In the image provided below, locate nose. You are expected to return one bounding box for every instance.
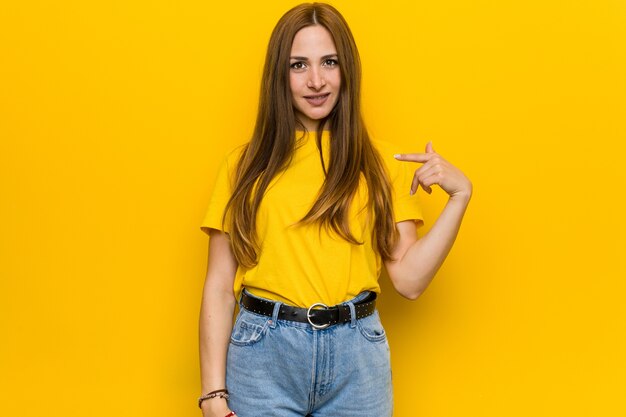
[307,67,326,90]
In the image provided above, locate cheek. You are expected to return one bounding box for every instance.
[289,80,298,106]
[331,71,341,89]
[289,73,300,94]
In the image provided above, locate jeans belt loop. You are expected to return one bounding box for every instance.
[347,300,358,328]
[270,301,281,329]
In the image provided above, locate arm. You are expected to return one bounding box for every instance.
[199,229,238,416]
[385,141,472,300]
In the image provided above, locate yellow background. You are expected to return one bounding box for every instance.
[1,0,625,416]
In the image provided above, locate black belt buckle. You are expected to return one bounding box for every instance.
[306,302,330,329]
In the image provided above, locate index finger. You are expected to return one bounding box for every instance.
[393,153,433,163]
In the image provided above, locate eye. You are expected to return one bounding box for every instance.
[290,61,306,70]
[323,58,339,67]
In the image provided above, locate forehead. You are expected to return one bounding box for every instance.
[290,25,337,56]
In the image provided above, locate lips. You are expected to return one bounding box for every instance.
[304,92,330,106]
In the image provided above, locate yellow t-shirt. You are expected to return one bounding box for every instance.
[200,130,423,307]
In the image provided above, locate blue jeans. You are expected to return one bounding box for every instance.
[225,289,393,417]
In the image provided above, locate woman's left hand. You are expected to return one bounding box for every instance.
[394,141,473,201]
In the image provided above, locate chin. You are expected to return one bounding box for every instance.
[303,107,334,121]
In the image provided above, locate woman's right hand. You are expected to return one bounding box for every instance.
[201,397,235,417]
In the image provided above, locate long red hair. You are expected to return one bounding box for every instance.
[223,2,398,268]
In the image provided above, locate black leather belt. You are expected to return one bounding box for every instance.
[240,290,377,329]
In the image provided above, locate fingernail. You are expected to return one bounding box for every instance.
[394,154,401,159]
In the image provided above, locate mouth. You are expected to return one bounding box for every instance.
[303,92,331,106]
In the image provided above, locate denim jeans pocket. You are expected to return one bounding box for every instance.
[230,309,270,346]
[356,310,387,343]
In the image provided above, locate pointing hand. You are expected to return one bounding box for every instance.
[394,141,472,201]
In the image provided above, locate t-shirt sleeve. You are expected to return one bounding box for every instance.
[391,157,424,226]
[200,148,241,235]
[374,139,425,226]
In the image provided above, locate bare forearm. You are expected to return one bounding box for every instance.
[199,282,236,393]
[397,194,471,298]
[199,230,238,416]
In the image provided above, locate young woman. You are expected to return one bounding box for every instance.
[198,3,472,417]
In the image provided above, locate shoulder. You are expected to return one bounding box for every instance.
[223,143,248,166]
[215,143,248,179]
[370,137,396,153]
[369,137,403,179]
[210,143,249,189]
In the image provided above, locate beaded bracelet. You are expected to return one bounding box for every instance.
[224,412,237,417]
[198,389,230,408]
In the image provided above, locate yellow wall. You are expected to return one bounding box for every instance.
[1,0,625,416]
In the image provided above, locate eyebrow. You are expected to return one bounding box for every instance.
[289,54,338,61]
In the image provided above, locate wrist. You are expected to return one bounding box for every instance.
[449,190,472,204]
[199,389,230,409]
[200,396,230,415]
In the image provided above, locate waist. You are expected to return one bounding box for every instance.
[240,288,377,329]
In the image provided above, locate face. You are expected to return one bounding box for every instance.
[289,25,341,132]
